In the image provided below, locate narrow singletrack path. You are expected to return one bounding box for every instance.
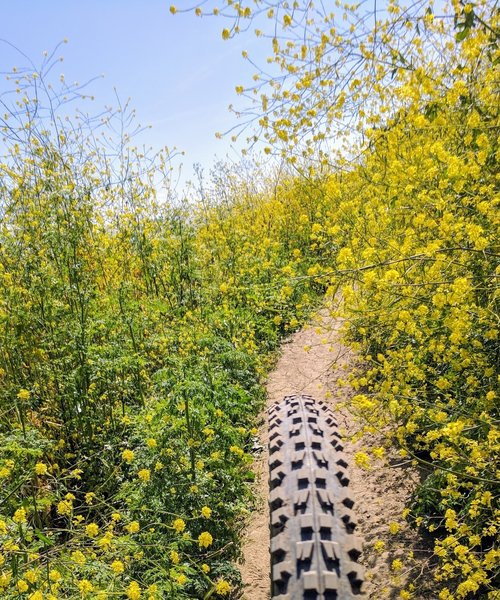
[239,306,350,600]
[239,303,432,599]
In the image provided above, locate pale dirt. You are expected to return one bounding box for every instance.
[238,301,433,599]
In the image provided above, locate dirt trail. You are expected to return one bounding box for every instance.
[239,304,431,599]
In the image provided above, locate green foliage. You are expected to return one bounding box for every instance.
[1,1,498,598]
[0,59,325,597]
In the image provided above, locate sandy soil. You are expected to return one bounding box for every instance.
[239,302,433,599]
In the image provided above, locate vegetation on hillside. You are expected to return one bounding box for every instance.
[178,1,499,596]
[0,65,331,598]
[0,0,498,598]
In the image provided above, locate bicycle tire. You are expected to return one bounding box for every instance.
[268,394,364,599]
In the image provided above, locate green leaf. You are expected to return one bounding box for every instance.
[34,528,54,546]
[464,10,475,28]
[455,27,470,42]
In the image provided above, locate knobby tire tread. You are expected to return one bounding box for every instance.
[268,395,364,599]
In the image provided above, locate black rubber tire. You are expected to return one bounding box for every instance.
[268,394,364,599]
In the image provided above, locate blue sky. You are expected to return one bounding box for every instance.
[0,0,268,186]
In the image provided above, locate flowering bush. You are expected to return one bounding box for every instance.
[322,9,499,596]
[0,63,326,598]
[1,1,498,597]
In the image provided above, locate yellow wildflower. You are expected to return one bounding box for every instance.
[215,579,232,595]
[198,531,213,548]
[35,462,48,475]
[137,469,151,482]
[392,559,403,571]
[49,569,62,582]
[389,522,400,534]
[85,523,99,537]
[111,560,124,574]
[354,451,371,469]
[127,581,141,600]
[126,521,140,534]
[13,507,27,524]
[98,532,114,550]
[147,584,158,596]
[78,579,94,596]
[122,449,135,463]
[0,571,12,589]
[72,550,86,565]
[172,518,185,533]
[25,570,38,584]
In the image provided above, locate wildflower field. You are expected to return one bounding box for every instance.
[0,0,499,598]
